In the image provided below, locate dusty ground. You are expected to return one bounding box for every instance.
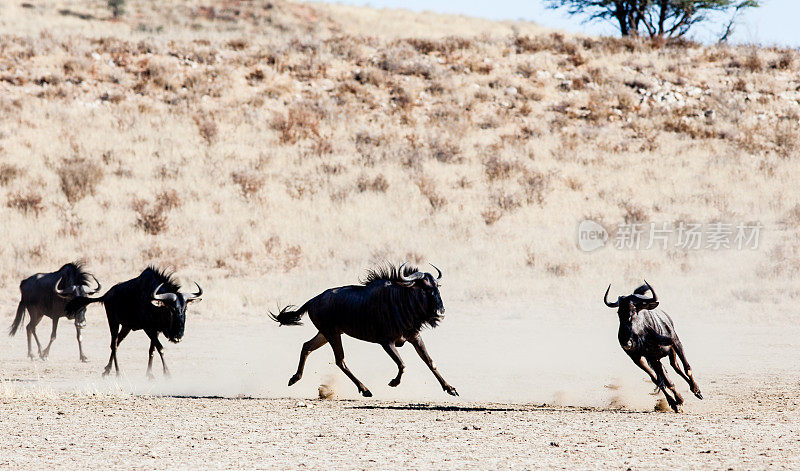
[2,300,799,469]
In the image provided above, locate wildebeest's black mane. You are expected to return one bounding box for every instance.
[360,263,419,285]
[59,261,92,286]
[143,265,180,293]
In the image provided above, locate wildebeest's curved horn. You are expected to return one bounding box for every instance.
[429,263,442,280]
[151,283,178,306]
[398,262,424,282]
[183,282,203,302]
[604,284,619,308]
[85,273,102,295]
[54,277,75,298]
[632,280,657,303]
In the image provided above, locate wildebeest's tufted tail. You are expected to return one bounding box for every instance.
[65,296,104,318]
[9,301,26,337]
[269,302,310,326]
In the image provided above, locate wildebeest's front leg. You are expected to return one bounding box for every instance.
[647,358,682,412]
[382,343,405,387]
[25,313,43,360]
[40,317,59,360]
[326,332,372,397]
[408,334,458,396]
[145,332,169,378]
[76,324,88,362]
[289,331,328,386]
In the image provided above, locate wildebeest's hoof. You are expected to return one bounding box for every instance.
[80,356,89,363]
[444,386,459,396]
[694,390,703,400]
[388,378,401,387]
[288,375,301,386]
[147,372,156,381]
[102,369,111,377]
[361,389,373,397]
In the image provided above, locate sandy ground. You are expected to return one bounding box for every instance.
[1,299,800,469]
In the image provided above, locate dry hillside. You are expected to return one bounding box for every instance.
[0,0,798,315]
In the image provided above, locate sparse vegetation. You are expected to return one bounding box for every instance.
[0,0,796,303]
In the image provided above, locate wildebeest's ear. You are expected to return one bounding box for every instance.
[642,301,659,310]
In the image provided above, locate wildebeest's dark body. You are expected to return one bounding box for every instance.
[10,262,101,361]
[272,263,457,397]
[604,281,702,412]
[66,266,201,378]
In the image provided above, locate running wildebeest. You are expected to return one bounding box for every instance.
[271,263,458,397]
[604,281,702,412]
[65,266,201,378]
[9,262,101,362]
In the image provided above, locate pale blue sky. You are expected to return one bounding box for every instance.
[314,0,799,47]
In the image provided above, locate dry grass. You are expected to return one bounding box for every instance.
[0,0,796,309]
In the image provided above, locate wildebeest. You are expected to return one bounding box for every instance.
[65,266,201,378]
[604,281,702,412]
[9,262,101,362]
[271,263,458,397]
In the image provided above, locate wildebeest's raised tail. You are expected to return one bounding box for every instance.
[65,296,104,318]
[269,302,310,326]
[9,301,26,337]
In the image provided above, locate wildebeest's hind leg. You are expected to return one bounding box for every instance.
[40,317,59,360]
[408,334,458,396]
[288,331,327,386]
[25,313,44,360]
[647,358,682,412]
[382,343,404,387]
[671,339,702,399]
[76,324,88,362]
[326,332,372,397]
[103,325,130,377]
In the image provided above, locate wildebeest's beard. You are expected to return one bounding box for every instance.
[430,285,444,314]
[165,309,186,343]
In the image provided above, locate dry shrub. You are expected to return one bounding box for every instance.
[356,174,389,193]
[481,207,503,225]
[246,68,265,85]
[429,136,461,163]
[743,50,763,72]
[621,201,648,223]
[7,191,44,216]
[57,157,104,204]
[194,115,218,145]
[227,38,248,50]
[484,156,519,182]
[283,245,302,272]
[231,170,265,199]
[545,262,579,277]
[415,176,446,210]
[0,163,23,185]
[519,169,550,205]
[772,51,795,70]
[132,197,167,235]
[353,68,384,86]
[309,134,334,156]
[773,120,799,159]
[271,103,321,145]
[155,189,182,210]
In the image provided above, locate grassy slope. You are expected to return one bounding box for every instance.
[0,0,798,319]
